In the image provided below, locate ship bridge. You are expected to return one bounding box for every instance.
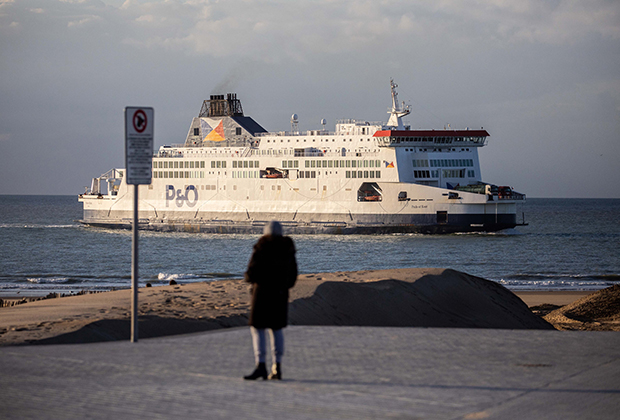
[373,130,488,147]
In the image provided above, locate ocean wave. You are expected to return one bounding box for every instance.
[0,223,80,229]
[156,272,238,282]
[456,228,523,236]
[157,273,203,282]
[27,277,72,284]
[506,273,620,282]
[496,278,614,291]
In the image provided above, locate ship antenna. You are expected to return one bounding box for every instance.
[387,78,411,129]
[291,114,299,134]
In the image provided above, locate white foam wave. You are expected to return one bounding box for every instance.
[27,277,70,284]
[0,224,78,229]
[157,273,202,282]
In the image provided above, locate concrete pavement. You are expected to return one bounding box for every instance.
[1,326,619,419]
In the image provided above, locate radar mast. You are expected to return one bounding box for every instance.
[386,79,410,129]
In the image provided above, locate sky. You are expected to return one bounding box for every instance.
[1,0,619,198]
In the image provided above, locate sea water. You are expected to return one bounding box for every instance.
[0,195,618,296]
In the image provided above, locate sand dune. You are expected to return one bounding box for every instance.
[290,269,553,329]
[544,284,620,331]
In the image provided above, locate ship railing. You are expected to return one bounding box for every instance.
[376,137,487,147]
[256,130,337,137]
[157,149,184,158]
[497,192,526,201]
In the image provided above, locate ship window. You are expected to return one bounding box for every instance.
[310,160,315,168]
[288,160,293,168]
[236,127,242,135]
[328,160,333,168]
[243,161,248,168]
[346,171,351,178]
[364,171,369,178]
[376,171,381,178]
[358,171,362,178]
[233,161,237,168]
[211,161,215,168]
[322,161,327,168]
[174,171,178,178]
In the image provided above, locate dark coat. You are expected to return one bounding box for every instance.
[244,235,297,329]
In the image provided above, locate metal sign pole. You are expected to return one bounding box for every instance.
[125,106,154,343]
[131,184,139,342]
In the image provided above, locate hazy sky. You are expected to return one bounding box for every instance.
[1,0,619,197]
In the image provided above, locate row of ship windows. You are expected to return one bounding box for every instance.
[414,170,476,179]
[154,161,206,169]
[296,170,381,179]
[412,159,475,168]
[233,161,260,168]
[154,160,230,169]
[232,171,259,179]
[151,170,383,180]
[346,171,381,179]
[303,160,382,168]
[154,159,385,170]
[154,171,206,179]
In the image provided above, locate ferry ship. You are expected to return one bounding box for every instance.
[79,81,525,234]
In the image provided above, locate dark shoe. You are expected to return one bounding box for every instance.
[268,363,282,380]
[244,363,267,380]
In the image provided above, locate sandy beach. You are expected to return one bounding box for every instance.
[0,268,617,346]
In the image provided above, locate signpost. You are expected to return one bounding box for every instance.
[125,107,154,342]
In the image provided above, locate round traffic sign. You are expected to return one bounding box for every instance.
[132,109,148,133]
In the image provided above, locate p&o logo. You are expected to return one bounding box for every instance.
[166,185,198,207]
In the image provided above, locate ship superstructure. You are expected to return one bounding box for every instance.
[79,81,524,234]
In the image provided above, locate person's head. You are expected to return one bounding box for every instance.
[264,220,283,236]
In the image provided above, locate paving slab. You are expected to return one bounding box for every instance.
[1,326,619,419]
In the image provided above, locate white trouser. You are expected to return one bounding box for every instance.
[250,326,284,365]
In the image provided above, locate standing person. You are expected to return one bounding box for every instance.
[243,221,297,380]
